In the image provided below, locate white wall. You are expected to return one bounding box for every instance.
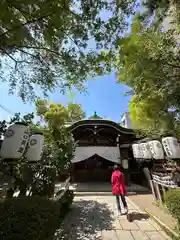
[121,112,132,129]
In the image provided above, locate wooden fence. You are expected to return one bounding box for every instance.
[150,179,179,204]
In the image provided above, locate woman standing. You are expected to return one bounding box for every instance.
[111,164,128,215]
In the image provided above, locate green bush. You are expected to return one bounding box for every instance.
[164,189,180,223]
[0,190,74,240]
[0,196,60,240]
[55,190,74,218]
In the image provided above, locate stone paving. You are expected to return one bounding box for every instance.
[129,194,177,231]
[54,195,172,240]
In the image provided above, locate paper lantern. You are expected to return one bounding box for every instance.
[0,122,29,159]
[26,133,44,162]
[132,144,138,158]
[122,159,128,169]
[162,136,180,159]
[136,144,143,159]
[141,143,152,159]
[149,140,164,160]
[132,144,142,159]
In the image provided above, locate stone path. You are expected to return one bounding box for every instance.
[129,194,177,231]
[54,195,172,240]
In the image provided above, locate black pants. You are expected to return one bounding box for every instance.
[116,194,127,212]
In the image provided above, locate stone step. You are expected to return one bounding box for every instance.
[74,191,137,196]
[55,184,150,194]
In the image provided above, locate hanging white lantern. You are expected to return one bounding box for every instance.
[141,143,152,159]
[132,144,138,158]
[0,122,29,159]
[140,143,145,159]
[162,137,180,159]
[122,159,128,169]
[149,140,164,160]
[26,133,44,162]
[137,144,143,159]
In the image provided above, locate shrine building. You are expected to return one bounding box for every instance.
[67,113,146,186]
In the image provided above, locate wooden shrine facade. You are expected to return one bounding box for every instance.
[67,119,143,184]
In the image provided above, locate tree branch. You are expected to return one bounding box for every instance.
[14,45,60,55]
[14,44,87,69]
[167,75,180,79]
[16,47,39,59]
[0,0,81,41]
[0,47,34,69]
[0,48,19,69]
[0,12,52,40]
[166,62,180,69]
[15,46,54,72]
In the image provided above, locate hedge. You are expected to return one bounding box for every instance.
[164,189,180,224]
[0,190,74,240]
[57,190,74,218]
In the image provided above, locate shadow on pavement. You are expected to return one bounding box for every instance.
[127,212,149,222]
[54,200,114,240]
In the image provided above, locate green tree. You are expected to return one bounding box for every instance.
[67,102,85,121]
[34,99,76,194]
[36,99,85,125]
[142,0,180,28]
[0,0,136,101]
[36,99,68,128]
[129,95,180,137]
[116,18,180,136]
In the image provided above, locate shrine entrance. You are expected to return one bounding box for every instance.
[72,154,115,182]
[67,118,141,183]
[71,146,121,182]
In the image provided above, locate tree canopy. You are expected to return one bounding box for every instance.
[115,18,180,136]
[35,99,85,126]
[0,0,137,101]
[129,95,180,137]
[67,102,85,121]
[142,0,180,29]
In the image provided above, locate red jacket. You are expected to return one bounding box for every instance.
[111,170,126,196]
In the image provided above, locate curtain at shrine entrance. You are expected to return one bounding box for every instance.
[71,146,120,164]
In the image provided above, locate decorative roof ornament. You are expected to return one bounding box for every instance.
[88,111,102,120]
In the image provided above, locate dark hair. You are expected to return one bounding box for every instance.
[113,164,119,170]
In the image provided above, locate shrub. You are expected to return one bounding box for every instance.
[164,189,180,223]
[56,190,74,218]
[0,196,60,240]
[0,190,74,240]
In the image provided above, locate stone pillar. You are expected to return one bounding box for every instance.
[124,169,129,186]
[122,159,129,186]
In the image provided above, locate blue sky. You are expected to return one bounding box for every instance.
[0,72,131,122]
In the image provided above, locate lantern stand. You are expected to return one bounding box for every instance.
[2,158,17,197]
[0,122,29,196]
[1,133,42,197]
[1,160,34,197]
[25,132,45,196]
[1,158,36,197]
[20,132,45,196]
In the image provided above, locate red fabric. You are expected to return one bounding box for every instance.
[111,170,126,196]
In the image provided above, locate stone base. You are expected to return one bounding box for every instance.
[55,182,150,195]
